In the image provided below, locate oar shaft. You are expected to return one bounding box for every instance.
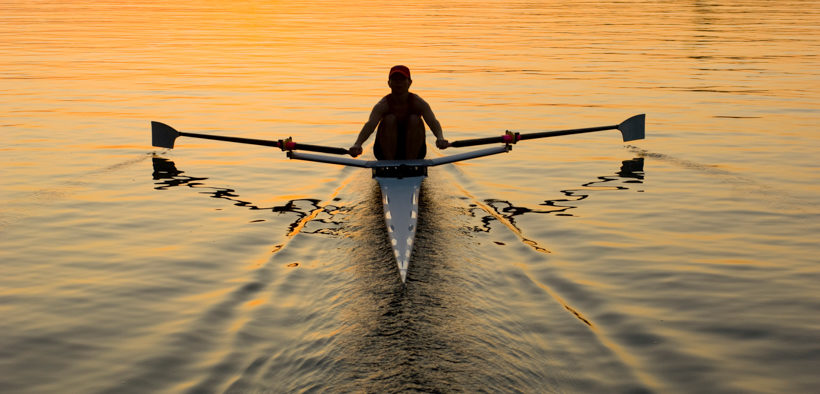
[177,131,349,154]
[518,124,618,141]
[450,124,619,148]
[448,115,643,148]
[178,131,282,148]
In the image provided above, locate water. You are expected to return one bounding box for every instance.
[2,1,819,392]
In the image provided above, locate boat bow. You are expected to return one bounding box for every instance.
[376,175,423,282]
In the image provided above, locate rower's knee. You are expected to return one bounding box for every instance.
[382,114,398,128]
[407,115,424,136]
[407,114,422,128]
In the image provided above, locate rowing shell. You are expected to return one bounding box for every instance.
[151,114,645,283]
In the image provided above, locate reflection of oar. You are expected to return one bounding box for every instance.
[151,121,350,155]
[450,114,645,148]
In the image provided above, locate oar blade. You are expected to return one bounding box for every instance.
[618,114,645,142]
[151,121,180,149]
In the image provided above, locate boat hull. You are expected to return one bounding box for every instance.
[375,176,423,283]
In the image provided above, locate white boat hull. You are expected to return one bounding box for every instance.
[376,176,423,283]
[287,146,511,282]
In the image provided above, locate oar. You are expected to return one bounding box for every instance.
[449,114,645,148]
[151,121,350,155]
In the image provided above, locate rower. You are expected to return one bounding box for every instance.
[348,65,450,159]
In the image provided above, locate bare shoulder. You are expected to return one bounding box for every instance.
[411,93,429,104]
[372,96,389,112]
[412,93,433,113]
[367,96,389,122]
[410,93,431,108]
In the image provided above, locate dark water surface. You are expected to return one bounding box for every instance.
[2,1,819,392]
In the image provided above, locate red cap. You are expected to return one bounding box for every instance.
[389,65,411,79]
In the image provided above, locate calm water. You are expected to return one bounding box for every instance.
[2,1,819,392]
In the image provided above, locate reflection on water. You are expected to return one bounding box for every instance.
[151,156,344,235]
[465,158,644,256]
[483,157,644,221]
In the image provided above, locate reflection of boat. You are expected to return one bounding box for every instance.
[151,115,644,283]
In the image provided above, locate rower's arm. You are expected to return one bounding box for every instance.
[349,100,387,156]
[420,98,449,148]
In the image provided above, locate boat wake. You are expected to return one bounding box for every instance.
[627,145,812,212]
[0,153,152,231]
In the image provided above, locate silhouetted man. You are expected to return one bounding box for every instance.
[349,65,449,159]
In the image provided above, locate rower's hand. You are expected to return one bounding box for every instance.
[348,145,363,157]
[436,139,450,149]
